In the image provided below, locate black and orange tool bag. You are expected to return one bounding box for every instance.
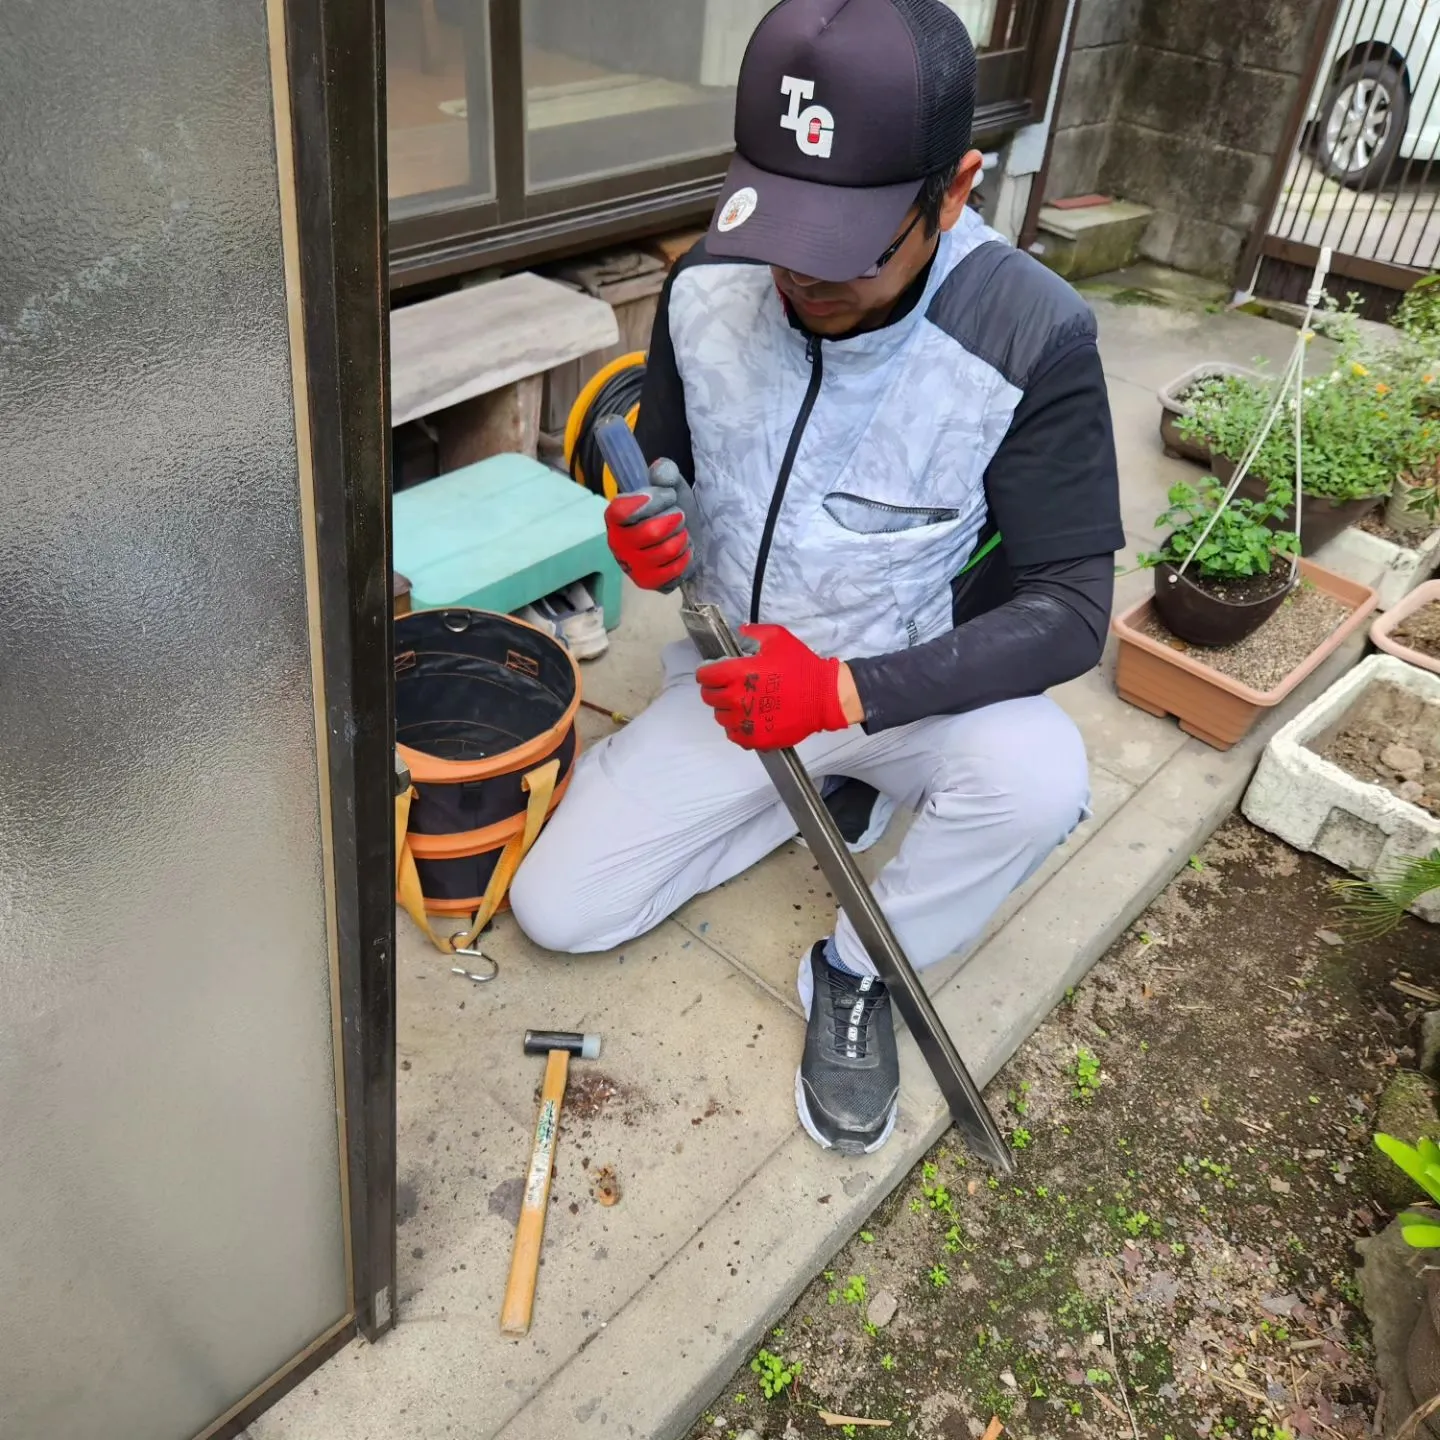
[393,608,580,953]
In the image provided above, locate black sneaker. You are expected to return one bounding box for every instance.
[795,942,899,1155]
[801,778,897,854]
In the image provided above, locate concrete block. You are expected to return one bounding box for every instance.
[1134,8,1226,61]
[1043,124,1112,205]
[1242,655,1440,921]
[1036,200,1153,279]
[1147,212,1245,282]
[1102,122,1273,223]
[1072,0,1141,51]
[1122,49,1224,140]
[1057,44,1130,130]
[1210,63,1303,154]
[1312,523,1440,611]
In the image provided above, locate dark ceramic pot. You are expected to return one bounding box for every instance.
[1152,562,1293,647]
[1212,455,1383,554]
[1406,1269,1440,1438]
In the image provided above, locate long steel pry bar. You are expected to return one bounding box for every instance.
[595,417,1012,1172]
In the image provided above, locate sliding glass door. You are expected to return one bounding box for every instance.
[386,0,1069,285]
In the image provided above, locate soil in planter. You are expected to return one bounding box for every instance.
[1315,680,1440,818]
[1358,508,1415,547]
[1392,599,1440,661]
[1138,580,1349,690]
[1164,567,1292,606]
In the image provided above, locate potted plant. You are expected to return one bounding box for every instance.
[1178,320,1440,553]
[1371,1132,1440,1436]
[1138,477,1300,645]
[1388,462,1440,539]
[1111,558,1379,749]
[1156,363,1259,464]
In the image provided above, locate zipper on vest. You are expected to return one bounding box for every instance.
[750,334,823,623]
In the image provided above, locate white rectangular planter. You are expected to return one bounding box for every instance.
[1242,654,1440,922]
[1311,523,1440,610]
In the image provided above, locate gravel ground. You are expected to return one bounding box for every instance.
[684,818,1440,1440]
[1139,584,1348,691]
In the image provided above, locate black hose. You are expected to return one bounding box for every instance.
[572,360,646,496]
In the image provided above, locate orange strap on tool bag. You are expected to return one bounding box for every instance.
[393,608,580,954]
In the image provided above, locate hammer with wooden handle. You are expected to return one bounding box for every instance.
[500,1028,602,1337]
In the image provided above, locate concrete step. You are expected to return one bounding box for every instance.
[1034,199,1153,280]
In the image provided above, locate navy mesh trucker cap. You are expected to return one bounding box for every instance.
[706,0,978,282]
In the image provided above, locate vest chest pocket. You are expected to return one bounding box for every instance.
[822,492,962,535]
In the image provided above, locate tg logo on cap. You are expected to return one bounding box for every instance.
[779,75,833,158]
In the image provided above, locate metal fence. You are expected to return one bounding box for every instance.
[1244,0,1440,318]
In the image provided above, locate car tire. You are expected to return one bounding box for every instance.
[1317,57,1408,189]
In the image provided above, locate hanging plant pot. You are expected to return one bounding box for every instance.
[1213,455,1383,553]
[1152,561,1295,646]
[1156,362,1260,465]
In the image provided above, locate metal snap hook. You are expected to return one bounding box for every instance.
[450,950,498,983]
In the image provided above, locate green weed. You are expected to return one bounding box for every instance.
[750,1348,801,1399]
[928,1263,950,1289]
[1070,1047,1102,1101]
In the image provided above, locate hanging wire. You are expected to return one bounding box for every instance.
[1176,247,1333,583]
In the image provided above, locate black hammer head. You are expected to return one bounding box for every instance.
[523,1029,601,1059]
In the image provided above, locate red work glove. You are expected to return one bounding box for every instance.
[696,624,851,750]
[603,459,693,592]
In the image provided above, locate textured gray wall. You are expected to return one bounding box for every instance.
[0,0,349,1435]
[1045,0,1324,280]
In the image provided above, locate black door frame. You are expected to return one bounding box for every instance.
[202,0,397,1432]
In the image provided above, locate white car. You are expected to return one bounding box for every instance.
[1312,0,1440,187]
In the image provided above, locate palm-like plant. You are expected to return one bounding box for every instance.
[1334,849,1440,940]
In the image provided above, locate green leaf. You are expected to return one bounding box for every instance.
[1376,1134,1440,1203]
[1400,1211,1440,1248]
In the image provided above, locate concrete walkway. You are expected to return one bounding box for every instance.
[248,283,1369,1440]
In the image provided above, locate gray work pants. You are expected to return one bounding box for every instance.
[510,642,1090,975]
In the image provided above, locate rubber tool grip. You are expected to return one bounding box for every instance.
[594,415,652,496]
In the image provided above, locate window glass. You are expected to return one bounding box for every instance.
[522,0,748,191]
[387,0,495,214]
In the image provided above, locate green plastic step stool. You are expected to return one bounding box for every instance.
[393,454,623,630]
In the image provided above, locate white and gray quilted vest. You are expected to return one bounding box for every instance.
[666,207,1095,659]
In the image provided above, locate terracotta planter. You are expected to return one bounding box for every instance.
[1213,454,1384,554]
[1152,561,1294,646]
[1372,578,1440,675]
[1156,363,1259,466]
[1112,558,1379,750]
[1407,1269,1440,1437]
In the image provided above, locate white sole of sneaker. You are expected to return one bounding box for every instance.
[558,614,608,660]
[794,1067,898,1154]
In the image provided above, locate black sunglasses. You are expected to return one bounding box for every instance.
[857,208,924,279]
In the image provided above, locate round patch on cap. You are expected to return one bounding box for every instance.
[717,186,758,232]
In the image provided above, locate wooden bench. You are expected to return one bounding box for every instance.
[390,272,618,468]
